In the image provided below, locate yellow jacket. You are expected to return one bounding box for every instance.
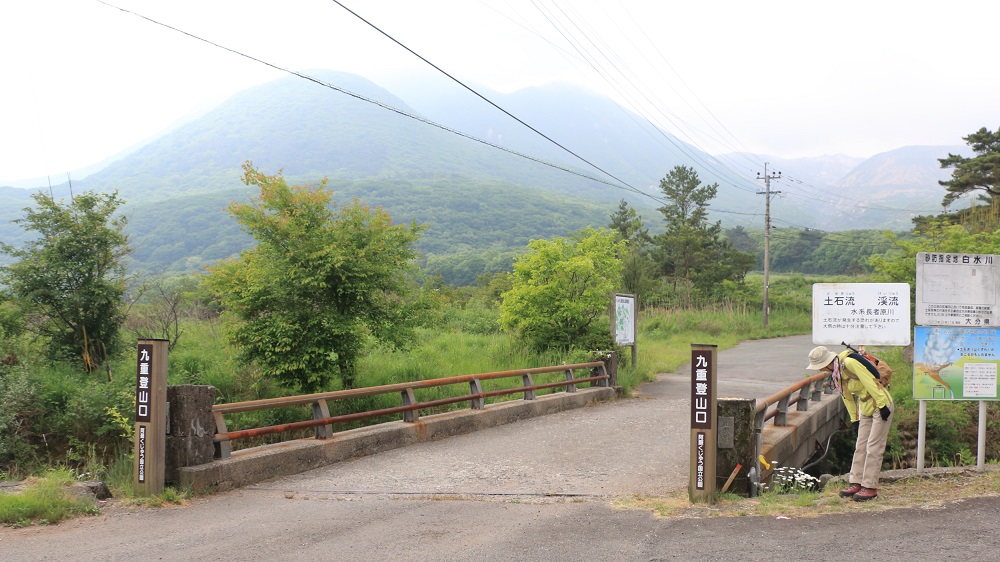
[838,350,893,422]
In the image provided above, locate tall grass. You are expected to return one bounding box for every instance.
[634,302,812,377]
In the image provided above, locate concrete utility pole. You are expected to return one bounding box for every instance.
[756,163,781,328]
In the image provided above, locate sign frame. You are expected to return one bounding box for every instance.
[811,282,911,346]
[915,252,998,327]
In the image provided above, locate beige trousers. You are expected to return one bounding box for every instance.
[850,402,894,489]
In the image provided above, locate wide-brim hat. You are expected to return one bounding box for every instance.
[806,346,837,370]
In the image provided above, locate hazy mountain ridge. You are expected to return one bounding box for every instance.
[0,70,965,278]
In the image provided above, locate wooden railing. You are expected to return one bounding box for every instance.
[212,362,611,459]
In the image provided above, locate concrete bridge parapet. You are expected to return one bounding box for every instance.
[717,391,845,495]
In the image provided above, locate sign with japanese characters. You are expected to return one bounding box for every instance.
[614,293,636,345]
[916,252,998,327]
[812,283,911,346]
[134,339,168,495]
[912,326,1000,400]
[689,344,717,503]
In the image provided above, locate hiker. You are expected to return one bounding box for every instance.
[806,345,894,501]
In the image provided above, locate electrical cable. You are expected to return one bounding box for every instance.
[327,0,642,195]
[94,0,659,202]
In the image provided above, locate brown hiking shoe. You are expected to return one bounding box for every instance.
[853,487,878,502]
[838,483,862,498]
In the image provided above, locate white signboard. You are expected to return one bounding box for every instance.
[614,294,636,345]
[916,252,998,327]
[812,283,911,346]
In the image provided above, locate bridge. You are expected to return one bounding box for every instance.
[172,334,844,497]
[20,335,993,561]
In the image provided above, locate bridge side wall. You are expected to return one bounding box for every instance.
[177,387,616,494]
[760,392,845,474]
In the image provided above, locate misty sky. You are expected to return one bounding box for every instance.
[1,0,996,184]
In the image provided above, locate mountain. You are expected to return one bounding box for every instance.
[835,146,964,189]
[0,70,970,282]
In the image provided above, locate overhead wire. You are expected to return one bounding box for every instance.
[94,0,662,203]
[97,0,778,225]
[327,0,643,197]
[528,0,763,194]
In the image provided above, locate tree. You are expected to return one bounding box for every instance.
[939,127,1000,207]
[0,191,130,372]
[608,199,655,298]
[609,199,650,244]
[499,228,624,351]
[654,166,753,305]
[205,163,424,391]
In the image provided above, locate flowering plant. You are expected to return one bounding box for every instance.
[769,465,820,494]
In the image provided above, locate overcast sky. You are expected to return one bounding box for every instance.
[1,0,996,184]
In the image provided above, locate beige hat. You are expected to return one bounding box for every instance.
[806,346,837,370]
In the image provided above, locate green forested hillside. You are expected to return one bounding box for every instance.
[126,176,611,283]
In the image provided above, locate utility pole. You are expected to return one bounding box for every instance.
[756,163,781,328]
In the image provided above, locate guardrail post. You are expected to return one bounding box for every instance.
[810,378,823,402]
[564,369,577,393]
[775,396,789,426]
[796,385,811,411]
[823,373,833,394]
[469,379,485,409]
[401,388,419,422]
[214,411,232,459]
[593,362,610,388]
[522,374,536,400]
[312,399,333,439]
[599,352,617,387]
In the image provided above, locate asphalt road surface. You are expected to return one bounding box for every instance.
[6,335,999,560]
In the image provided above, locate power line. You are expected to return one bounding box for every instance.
[327,0,641,195]
[95,0,659,202]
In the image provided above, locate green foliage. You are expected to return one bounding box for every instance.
[500,228,624,351]
[654,166,755,306]
[0,469,100,527]
[206,163,426,391]
[0,191,130,371]
[938,126,1000,207]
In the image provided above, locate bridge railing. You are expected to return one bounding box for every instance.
[748,370,835,495]
[212,361,610,459]
[754,370,833,427]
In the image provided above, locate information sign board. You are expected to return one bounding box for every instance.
[912,326,1000,400]
[916,252,998,327]
[614,294,636,345]
[812,283,911,346]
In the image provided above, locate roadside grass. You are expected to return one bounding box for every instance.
[0,469,100,528]
[614,468,1000,519]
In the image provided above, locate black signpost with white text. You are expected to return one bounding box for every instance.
[689,344,718,504]
[134,339,168,495]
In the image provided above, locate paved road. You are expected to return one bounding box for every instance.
[9,335,997,560]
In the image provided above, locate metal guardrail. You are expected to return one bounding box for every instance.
[749,370,834,495]
[754,371,833,426]
[212,362,610,459]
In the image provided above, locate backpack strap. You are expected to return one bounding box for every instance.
[841,355,886,392]
[848,352,882,380]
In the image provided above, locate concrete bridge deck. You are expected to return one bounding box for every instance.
[249,335,819,499]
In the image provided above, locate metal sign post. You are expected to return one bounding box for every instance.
[689,344,717,504]
[134,339,168,495]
